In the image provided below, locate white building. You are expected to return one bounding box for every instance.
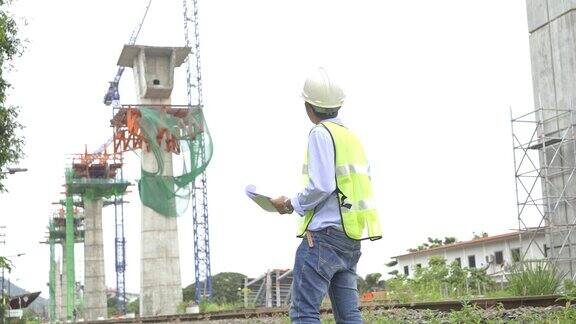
[393,230,547,282]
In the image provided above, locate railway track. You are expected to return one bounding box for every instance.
[87,295,565,323]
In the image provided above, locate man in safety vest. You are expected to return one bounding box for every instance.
[271,67,382,323]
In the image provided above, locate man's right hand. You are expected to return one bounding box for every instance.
[270,196,293,214]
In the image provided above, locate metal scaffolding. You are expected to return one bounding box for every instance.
[65,170,76,321]
[70,150,130,319]
[43,207,85,323]
[511,108,576,278]
[183,0,212,303]
[113,192,127,314]
[244,269,293,308]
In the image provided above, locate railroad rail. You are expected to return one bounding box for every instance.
[86,295,565,323]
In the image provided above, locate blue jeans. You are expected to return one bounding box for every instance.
[290,227,362,324]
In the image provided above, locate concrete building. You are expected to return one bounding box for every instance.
[393,230,546,282]
[117,45,190,316]
[524,1,576,277]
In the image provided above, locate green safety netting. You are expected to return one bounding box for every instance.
[66,166,129,200]
[138,107,213,217]
[74,178,130,201]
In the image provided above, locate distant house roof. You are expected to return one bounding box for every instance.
[393,229,545,259]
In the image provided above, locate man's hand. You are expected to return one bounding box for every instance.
[270,196,294,214]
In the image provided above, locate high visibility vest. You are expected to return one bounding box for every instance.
[297,121,382,241]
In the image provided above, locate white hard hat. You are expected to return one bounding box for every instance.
[302,67,345,109]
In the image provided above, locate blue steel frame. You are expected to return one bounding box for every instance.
[183,0,212,302]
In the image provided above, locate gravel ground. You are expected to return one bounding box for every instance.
[186,305,576,323]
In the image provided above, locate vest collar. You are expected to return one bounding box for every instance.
[319,117,344,127]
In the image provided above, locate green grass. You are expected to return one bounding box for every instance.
[201,301,244,313]
[318,305,576,324]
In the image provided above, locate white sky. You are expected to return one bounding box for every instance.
[0,0,535,299]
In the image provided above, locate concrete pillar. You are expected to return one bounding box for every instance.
[526,0,576,276]
[244,278,248,308]
[265,270,272,308]
[140,143,183,316]
[118,45,190,316]
[83,198,107,320]
[60,250,67,322]
[55,256,63,322]
[275,270,281,307]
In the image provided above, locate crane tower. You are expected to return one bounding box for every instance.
[183,0,212,302]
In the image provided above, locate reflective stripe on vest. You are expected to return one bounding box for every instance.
[297,121,382,241]
[341,199,375,211]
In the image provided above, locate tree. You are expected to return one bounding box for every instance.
[126,298,139,315]
[356,276,367,294]
[407,236,459,252]
[107,296,119,317]
[0,256,13,321]
[183,272,247,305]
[427,237,443,247]
[182,283,195,303]
[473,232,489,239]
[211,272,246,304]
[0,0,24,192]
[443,237,457,245]
[21,308,40,322]
[0,256,12,272]
[363,273,385,292]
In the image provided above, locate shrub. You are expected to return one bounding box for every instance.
[506,261,562,296]
[386,256,498,302]
[448,302,483,324]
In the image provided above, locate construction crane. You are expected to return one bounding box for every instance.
[102,0,153,315]
[183,0,213,303]
[103,0,152,107]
